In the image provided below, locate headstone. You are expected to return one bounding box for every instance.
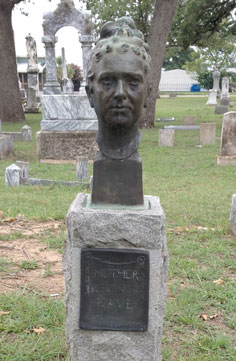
[158,129,174,147]
[16,161,29,179]
[215,105,228,115]
[217,112,236,165]
[0,120,14,159]
[206,89,217,106]
[221,77,230,98]
[21,125,32,142]
[24,34,40,113]
[200,123,216,145]
[212,69,221,98]
[5,164,21,186]
[169,93,177,98]
[65,79,74,94]
[65,17,168,361]
[76,156,89,180]
[183,116,196,125]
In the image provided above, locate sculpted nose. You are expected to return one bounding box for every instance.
[114,80,126,99]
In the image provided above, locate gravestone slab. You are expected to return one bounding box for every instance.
[206,89,217,106]
[64,193,168,361]
[215,106,228,114]
[217,112,236,166]
[5,164,21,186]
[76,156,89,180]
[200,123,216,145]
[183,116,196,125]
[156,117,175,122]
[0,135,14,160]
[158,129,174,147]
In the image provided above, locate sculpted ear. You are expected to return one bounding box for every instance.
[86,85,94,108]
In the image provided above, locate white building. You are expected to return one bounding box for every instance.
[159,69,199,92]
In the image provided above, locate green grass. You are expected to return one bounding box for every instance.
[0,96,236,360]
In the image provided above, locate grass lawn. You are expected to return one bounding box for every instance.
[0,95,236,360]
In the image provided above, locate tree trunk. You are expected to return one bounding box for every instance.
[0,1,25,122]
[140,0,178,128]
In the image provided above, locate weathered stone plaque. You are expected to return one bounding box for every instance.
[80,248,149,331]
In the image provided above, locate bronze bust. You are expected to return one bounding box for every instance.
[86,17,151,205]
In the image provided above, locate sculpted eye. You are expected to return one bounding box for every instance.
[129,78,139,88]
[101,77,115,87]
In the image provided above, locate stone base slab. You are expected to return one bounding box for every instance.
[64,193,168,361]
[216,155,236,166]
[36,131,98,160]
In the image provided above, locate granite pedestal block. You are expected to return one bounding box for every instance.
[64,193,168,361]
[215,106,228,114]
[36,130,98,160]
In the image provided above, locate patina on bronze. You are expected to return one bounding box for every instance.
[80,248,149,331]
[86,17,151,205]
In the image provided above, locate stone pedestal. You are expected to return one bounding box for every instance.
[158,129,174,147]
[36,130,98,160]
[200,123,216,145]
[64,193,168,361]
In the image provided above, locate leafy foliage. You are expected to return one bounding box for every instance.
[163,47,195,70]
[169,0,236,48]
[82,0,154,39]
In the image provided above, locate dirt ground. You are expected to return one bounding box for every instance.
[0,215,65,296]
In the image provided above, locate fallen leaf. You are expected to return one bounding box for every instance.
[0,210,4,219]
[24,327,45,334]
[181,281,188,287]
[0,311,10,316]
[3,217,16,223]
[32,327,45,334]
[35,186,40,190]
[209,314,219,320]
[199,314,208,321]
[213,279,224,285]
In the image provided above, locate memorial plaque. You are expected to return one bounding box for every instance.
[80,248,149,331]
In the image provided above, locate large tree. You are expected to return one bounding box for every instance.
[0,0,26,122]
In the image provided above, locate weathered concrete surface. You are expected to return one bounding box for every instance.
[220,112,236,156]
[64,193,169,361]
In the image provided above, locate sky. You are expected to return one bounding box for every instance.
[12,0,86,66]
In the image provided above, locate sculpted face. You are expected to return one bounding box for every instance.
[87,51,148,130]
